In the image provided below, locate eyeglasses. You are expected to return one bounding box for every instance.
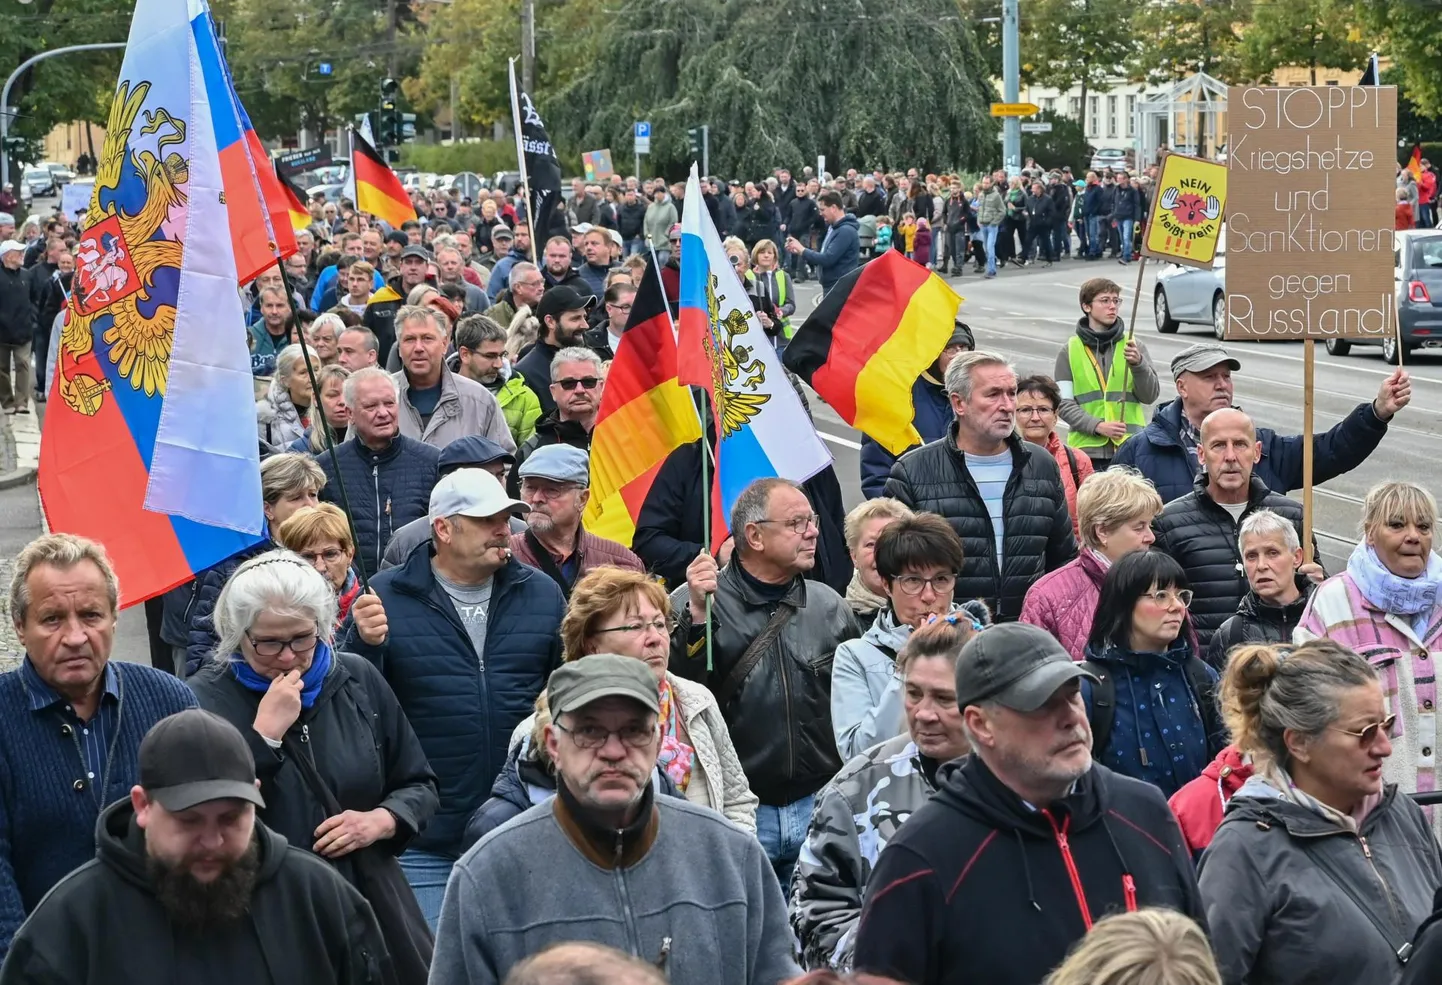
[593,617,669,637]
[298,548,346,565]
[1091,296,1122,306]
[555,377,600,391]
[1141,589,1194,608]
[1328,714,1396,746]
[245,631,319,658]
[1016,404,1055,418]
[893,573,957,596]
[554,720,657,750]
[607,302,633,313]
[755,513,820,534]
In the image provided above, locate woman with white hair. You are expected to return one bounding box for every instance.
[257,343,318,453]
[189,549,437,982]
[1296,480,1442,833]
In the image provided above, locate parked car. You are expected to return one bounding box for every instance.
[1326,228,1442,365]
[304,183,345,204]
[1154,225,1227,338]
[21,168,55,198]
[41,162,75,186]
[1089,147,1135,174]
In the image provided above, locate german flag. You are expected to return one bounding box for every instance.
[276,164,314,235]
[583,260,703,547]
[783,251,961,455]
[349,128,417,229]
[1408,143,1424,180]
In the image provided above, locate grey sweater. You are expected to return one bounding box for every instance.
[430,794,799,985]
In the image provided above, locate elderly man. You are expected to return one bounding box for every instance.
[383,434,522,569]
[316,367,441,578]
[671,478,859,887]
[853,623,1205,985]
[391,305,515,452]
[0,240,33,415]
[350,468,564,929]
[1152,408,1311,648]
[510,346,601,492]
[488,260,544,330]
[1113,342,1411,503]
[510,445,643,597]
[885,350,1076,621]
[486,223,531,299]
[1208,508,1319,666]
[336,326,380,372]
[0,710,387,983]
[435,245,489,314]
[513,287,595,419]
[431,656,797,985]
[0,535,198,959]
[452,313,541,447]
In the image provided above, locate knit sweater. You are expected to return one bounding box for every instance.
[0,660,198,958]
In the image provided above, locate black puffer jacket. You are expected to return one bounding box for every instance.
[0,266,33,346]
[1206,579,1316,668]
[1153,474,1307,649]
[316,435,441,579]
[884,423,1077,621]
[669,561,859,807]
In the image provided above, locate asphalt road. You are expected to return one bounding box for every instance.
[788,255,1431,575]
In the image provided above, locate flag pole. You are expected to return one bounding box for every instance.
[648,240,714,671]
[273,261,371,594]
[508,58,539,267]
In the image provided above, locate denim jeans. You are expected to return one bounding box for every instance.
[1053,219,1070,257]
[625,237,646,257]
[1117,219,1135,262]
[399,847,455,932]
[950,229,969,269]
[756,794,815,896]
[982,224,1000,275]
[1086,215,1103,256]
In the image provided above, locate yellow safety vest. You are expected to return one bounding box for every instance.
[1065,335,1146,450]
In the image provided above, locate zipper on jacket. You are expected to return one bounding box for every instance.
[372,465,382,573]
[1358,834,1406,938]
[1042,810,1094,930]
[614,831,642,956]
[779,630,797,783]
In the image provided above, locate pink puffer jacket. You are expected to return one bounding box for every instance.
[1019,549,1108,660]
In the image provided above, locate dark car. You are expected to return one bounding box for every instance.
[1326,229,1442,365]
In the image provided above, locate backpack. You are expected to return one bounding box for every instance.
[1083,656,1218,757]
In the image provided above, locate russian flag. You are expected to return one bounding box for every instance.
[676,165,830,541]
[39,0,270,605]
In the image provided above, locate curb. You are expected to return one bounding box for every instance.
[0,467,35,491]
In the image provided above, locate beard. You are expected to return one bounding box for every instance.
[147,836,261,933]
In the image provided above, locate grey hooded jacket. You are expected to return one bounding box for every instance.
[1199,779,1442,985]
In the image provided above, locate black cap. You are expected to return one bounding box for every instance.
[139,710,266,812]
[400,244,431,262]
[947,319,975,351]
[491,225,514,242]
[384,230,409,248]
[954,623,1098,713]
[439,434,515,471]
[537,285,597,323]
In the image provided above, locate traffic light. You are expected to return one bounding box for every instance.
[688,127,702,158]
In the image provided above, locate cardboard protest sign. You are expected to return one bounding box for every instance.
[1224,85,1398,341]
[582,149,614,181]
[1141,153,1227,268]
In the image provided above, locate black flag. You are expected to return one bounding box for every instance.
[509,62,563,241]
[1360,52,1380,86]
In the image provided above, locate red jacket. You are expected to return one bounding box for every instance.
[1168,744,1253,855]
[1043,430,1093,540]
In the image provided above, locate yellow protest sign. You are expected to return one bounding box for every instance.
[1141,153,1228,269]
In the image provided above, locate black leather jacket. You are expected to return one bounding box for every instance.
[669,561,859,807]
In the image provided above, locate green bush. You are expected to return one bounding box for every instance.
[399,141,521,176]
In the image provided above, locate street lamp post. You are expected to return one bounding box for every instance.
[1,43,126,188]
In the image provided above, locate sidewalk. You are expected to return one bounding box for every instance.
[0,403,40,492]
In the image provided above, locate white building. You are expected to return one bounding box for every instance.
[1018,78,1171,150]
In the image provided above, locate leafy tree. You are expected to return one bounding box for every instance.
[1021,109,1091,173]
[1241,0,1367,85]
[1020,0,1138,139]
[1357,0,1442,119]
[1129,0,1252,84]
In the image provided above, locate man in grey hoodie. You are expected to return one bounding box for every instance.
[431,655,797,985]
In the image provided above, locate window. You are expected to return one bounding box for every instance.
[1069,96,1082,121]
[1043,97,1056,113]
[1326,79,1340,86]
[1126,95,1137,136]
[1107,95,1118,138]
[1088,96,1100,137]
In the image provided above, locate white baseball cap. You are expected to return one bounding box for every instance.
[0,240,23,258]
[429,468,529,525]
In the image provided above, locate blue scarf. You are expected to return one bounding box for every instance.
[230,639,334,709]
[1347,541,1442,617]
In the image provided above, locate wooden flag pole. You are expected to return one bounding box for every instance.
[1302,338,1315,565]
[1115,255,1149,449]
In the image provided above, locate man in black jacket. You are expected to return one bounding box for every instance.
[1153,409,1309,649]
[1110,172,1142,264]
[785,185,820,282]
[0,710,390,984]
[0,240,34,415]
[1207,508,1319,667]
[513,287,595,420]
[854,623,1205,985]
[669,477,860,890]
[885,351,1076,621]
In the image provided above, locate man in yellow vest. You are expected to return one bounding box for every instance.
[1054,277,1159,471]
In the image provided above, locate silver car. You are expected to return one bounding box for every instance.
[1153,226,1227,339]
[1326,228,1442,364]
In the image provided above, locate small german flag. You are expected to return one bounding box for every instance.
[1408,143,1424,180]
[275,164,314,235]
[783,251,961,455]
[349,128,417,229]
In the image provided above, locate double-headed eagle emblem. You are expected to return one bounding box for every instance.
[702,272,770,437]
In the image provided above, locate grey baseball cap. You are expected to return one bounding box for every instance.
[955,623,1098,713]
[1170,342,1241,380]
[518,444,589,485]
[548,653,660,719]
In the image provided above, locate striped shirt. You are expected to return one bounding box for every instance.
[967,449,1013,567]
[23,658,121,805]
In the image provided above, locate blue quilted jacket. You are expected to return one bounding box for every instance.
[343,545,565,856]
[315,434,440,579]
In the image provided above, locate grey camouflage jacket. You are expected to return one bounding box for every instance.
[789,734,942,969]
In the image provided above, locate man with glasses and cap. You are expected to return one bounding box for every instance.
[853,622,1205,985]
[430,655,797,985]
[1113,341,1411,504]
[348,467,564,929]
[0,710,388,984]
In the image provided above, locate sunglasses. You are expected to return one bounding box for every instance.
[555,376,599,391]
[1328,713,1397,746]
